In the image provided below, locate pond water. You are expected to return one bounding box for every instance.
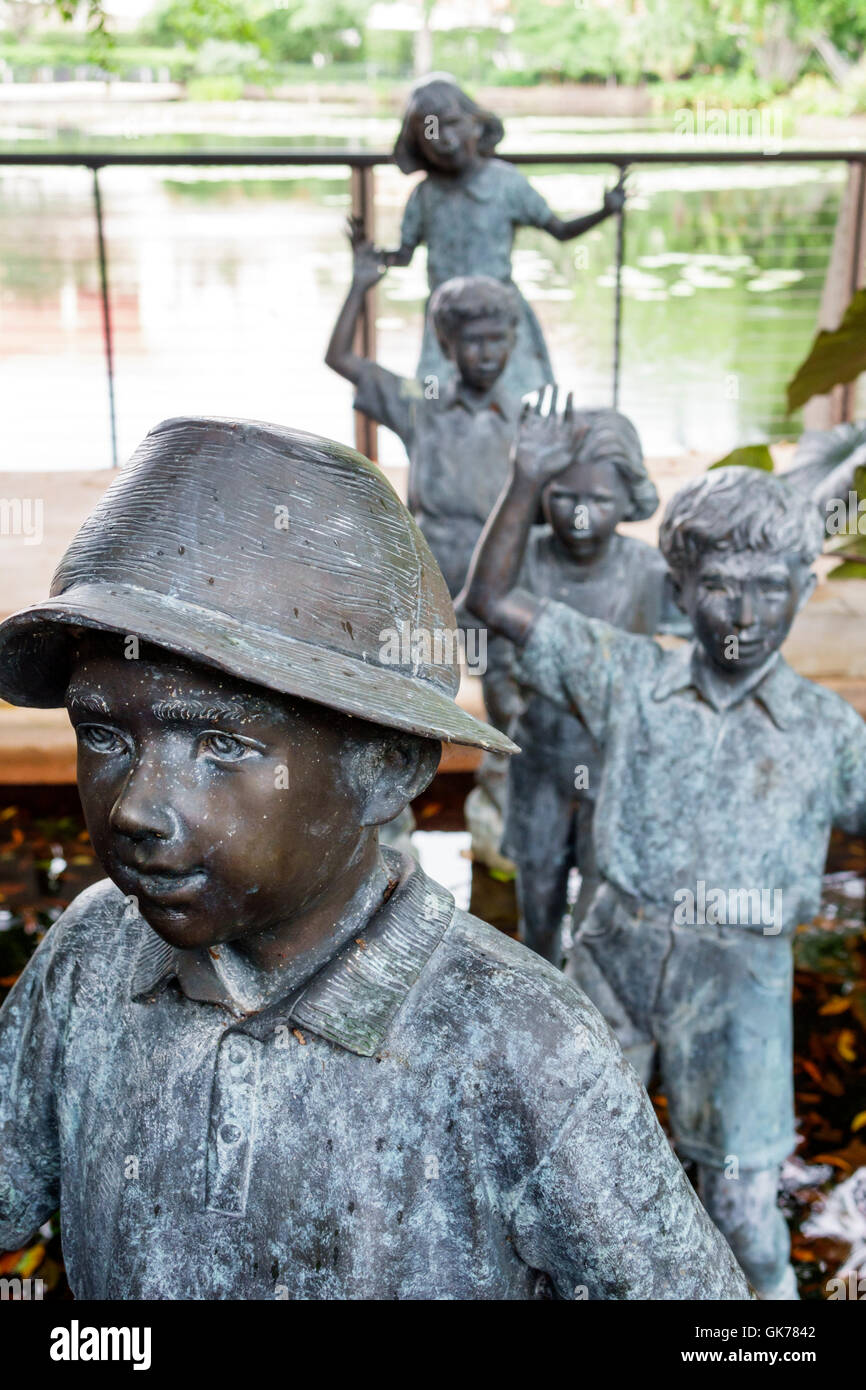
[0,103,856,473]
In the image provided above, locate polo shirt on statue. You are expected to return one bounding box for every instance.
[514,599,866,930]
[0,849,749,1300]
[512,599,866,1168]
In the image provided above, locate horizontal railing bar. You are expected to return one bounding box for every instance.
[0,149,863,169]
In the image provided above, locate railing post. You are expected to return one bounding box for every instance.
[92,165,119,469]
[804,156,866,430]
[612,163,627,411]
[841,157,866,422]
[350,162,378,463]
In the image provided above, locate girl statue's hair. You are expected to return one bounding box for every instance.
[570,408,658,523]
[393,74,505,175]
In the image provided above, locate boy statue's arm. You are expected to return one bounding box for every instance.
[324,217,389,386]
[788,434,866,533]
[461,385,582,645]
[509,1020,752,1299]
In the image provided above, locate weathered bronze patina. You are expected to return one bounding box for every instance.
[465,387,866,1300]
[327,226,520,603]
[378,75,626,400]
[486,407,685,962]
[0,418,749,1300]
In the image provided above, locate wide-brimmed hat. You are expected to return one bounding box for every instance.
[0,417,516,754]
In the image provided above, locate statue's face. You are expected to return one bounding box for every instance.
[414,97,480,173]
[447,313,514,392]
[66,642,367,951]
[678,549,813,674]
[542,456,630,563]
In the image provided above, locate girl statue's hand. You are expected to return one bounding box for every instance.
[512,387,587,486]
[603,170,628,216]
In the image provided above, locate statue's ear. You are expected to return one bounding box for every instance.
[670,574,686,613]
[357,736,441,828]
[795,568,817,615]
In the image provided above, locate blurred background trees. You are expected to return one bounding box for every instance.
[0,0,863,113]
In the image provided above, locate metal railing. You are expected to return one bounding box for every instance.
[1,146,863,467]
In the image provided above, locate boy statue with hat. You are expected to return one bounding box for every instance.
[0,416,748,1300]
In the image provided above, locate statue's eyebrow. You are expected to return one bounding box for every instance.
[150,699,248,725]
[65,689,275,726]
[66,689,111,716]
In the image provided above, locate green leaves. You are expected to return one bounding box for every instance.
[50,0,114,65]
[708,443,774,471]
[786,288,866,412]
[786,421,866,497]
[827,559,866,579]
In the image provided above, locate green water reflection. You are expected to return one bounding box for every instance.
[0,111,850,470]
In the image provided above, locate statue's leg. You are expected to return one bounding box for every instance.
[506,761,574,963]
[514,846,571,965]
[567,901,660,1087]
[569,795,599,932]
[657,923,796,1294]
[697,1164,796,1300]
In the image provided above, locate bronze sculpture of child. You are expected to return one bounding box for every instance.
[0,415,748,1300]
[327,223,521,604]
[376,74,626,400]
[482,406,684,963]
[465,387,866,1300]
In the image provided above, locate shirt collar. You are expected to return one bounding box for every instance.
[442,375,515,421]
[130,848,455,1057]
[431,159,495,203]
[651,642,798,730]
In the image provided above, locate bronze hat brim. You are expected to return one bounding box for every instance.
[0,582,518,755]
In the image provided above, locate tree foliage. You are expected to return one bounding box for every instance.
[144,0,259,50]
[708,443,774,471]
[256,0,371,65]
[46,0,110,45]
[35,0,866,85]
[508,0,866,86]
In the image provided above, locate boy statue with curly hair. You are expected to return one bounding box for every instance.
[465,388,866,1300]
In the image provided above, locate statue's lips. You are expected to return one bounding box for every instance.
[123,866,208,902]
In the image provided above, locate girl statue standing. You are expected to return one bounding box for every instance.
[376,75,626,400]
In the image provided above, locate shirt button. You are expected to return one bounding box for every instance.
[228,1041,249,1065]
[220,1123,243,1144]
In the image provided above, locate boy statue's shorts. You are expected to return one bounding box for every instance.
[573,885,796,1172]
